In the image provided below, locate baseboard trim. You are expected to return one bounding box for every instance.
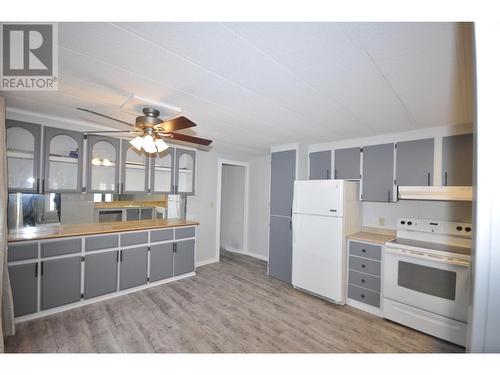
[223,247,268,262]
[196,257,219,267]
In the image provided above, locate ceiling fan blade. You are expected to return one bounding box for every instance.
[162,132,212,146]
[76,107,135,127]
[156,116,196,133]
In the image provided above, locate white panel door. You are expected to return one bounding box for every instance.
[293,180,343,217]
[292,214,344,303]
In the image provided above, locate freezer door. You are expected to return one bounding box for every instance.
[293,180,343,216]
[292,214,345,303]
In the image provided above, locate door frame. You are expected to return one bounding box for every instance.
[215,158,250,262]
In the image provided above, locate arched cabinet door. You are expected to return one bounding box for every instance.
[86,135,120,193]
[174,149,196,195]
[43,127,84,193]
[120,140,150,194]
[6,120,41,193]
[150,147,174,194]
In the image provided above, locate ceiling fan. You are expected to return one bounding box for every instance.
[77,107,212,153]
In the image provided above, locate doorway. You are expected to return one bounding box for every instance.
[216,159,249,261]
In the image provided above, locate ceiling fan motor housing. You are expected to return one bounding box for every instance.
[136,107,163,128]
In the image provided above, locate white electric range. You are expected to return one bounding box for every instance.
[383,218,472,347]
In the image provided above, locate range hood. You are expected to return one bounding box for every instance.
[398,186,473,202]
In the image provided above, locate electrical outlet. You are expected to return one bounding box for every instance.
[378,217,385,226]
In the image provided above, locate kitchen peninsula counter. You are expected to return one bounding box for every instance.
[8,219,199,242]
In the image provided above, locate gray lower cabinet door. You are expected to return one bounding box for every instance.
[41,257,82,310]
[150,243,174,281]
[442,134,473,186]
[309,151,331,180]
[174,240,195,276]
[84,251,118,299]
[270,150,296,217]
[119,246,148,290]
[9,263,38,317]
[268,215,292,283]
[335,147,361,179]
[362,143,395,202]
[396,138,434,186]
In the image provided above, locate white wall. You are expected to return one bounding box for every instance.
[220,164,245,252]
[247,155,271,259]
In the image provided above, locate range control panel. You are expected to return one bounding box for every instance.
[397,218,473,237]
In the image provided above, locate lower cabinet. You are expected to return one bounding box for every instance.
[9,263,38,317]
[174,239,195,276]
[268,215,293,283]
[85,251,118,299]
[41,257,82,310]
[119,246,148,290]
[150,242,174,282]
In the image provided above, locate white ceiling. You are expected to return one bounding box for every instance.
[2,22,473,155]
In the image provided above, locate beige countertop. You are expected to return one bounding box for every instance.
[348,229,396,245]
[8,219,199,242]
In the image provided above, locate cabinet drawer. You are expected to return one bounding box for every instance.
[175,226,195,239]
[150,228,174,243]
[349,241,382,261]
[349,255,381,276]
[8,242,38,262]
[349,269,381,292]
[41,238,81,258]
[120,231,148,247]
[348,284,380,308]
[85,235,119,251]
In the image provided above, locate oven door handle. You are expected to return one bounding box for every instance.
[385,247,470,267]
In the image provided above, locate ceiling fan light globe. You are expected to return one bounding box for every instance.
[130,136,143,151]
[143,134,157,153]
[154,138,169,153]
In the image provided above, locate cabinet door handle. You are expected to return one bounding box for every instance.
[444,172,448,186]
[35,263,39,277]
[36,178,40,193]
[120,251,123,262]
[326,169,330,180]
[334,169,338,179]
[289,219,292,230]
[427,172,431,186]
[387,189,391,202]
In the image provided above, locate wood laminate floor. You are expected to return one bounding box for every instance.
[4,251,463,353]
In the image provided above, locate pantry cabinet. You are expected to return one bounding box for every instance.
[309,150,331,180]
[86,135,120,193]
[442,134,473,186]
[6,120,42,193]
[362,143,395,202]
[43,127,84,193]
[396,138,434,186]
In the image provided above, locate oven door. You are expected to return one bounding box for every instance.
[384,247,469,322]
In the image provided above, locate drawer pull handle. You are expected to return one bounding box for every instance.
[361,264,366,268]
[362,249,366,253]
[361,279,366,283]
[361,294,365,298]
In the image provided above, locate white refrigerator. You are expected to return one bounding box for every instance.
[292,180,360,304]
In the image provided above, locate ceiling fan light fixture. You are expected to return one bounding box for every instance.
[143,134,157,153]
[130,136,143,151]
[154,138,169,153]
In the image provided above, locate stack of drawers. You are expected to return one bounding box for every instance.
[347,240,382,308]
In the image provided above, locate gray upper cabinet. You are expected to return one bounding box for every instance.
[43,127,84,193]
[121,140,150,194]
[309,150,331,180]
[268,215,293,283]
[396,139,434,186]
[442,134,473,186]
[335,147,361,180]
[150,147,174,194]
[362,143,395,202]
[85,251,118,299]
[87,135,120,193]
[6,120,42,193]
[41,256,82,310]
[150,242,174,281]
[119,245,148,290]
[174,148,196,195]
[270,150,296,217]
[174,239,195,276]
[9,263,38,317]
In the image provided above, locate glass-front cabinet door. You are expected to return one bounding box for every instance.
[6,120,41,193]
[43,127,84,193]
[150,147,174,194]
[121,140,149,193]
[174,148,196,195]
[87,135,120,193]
